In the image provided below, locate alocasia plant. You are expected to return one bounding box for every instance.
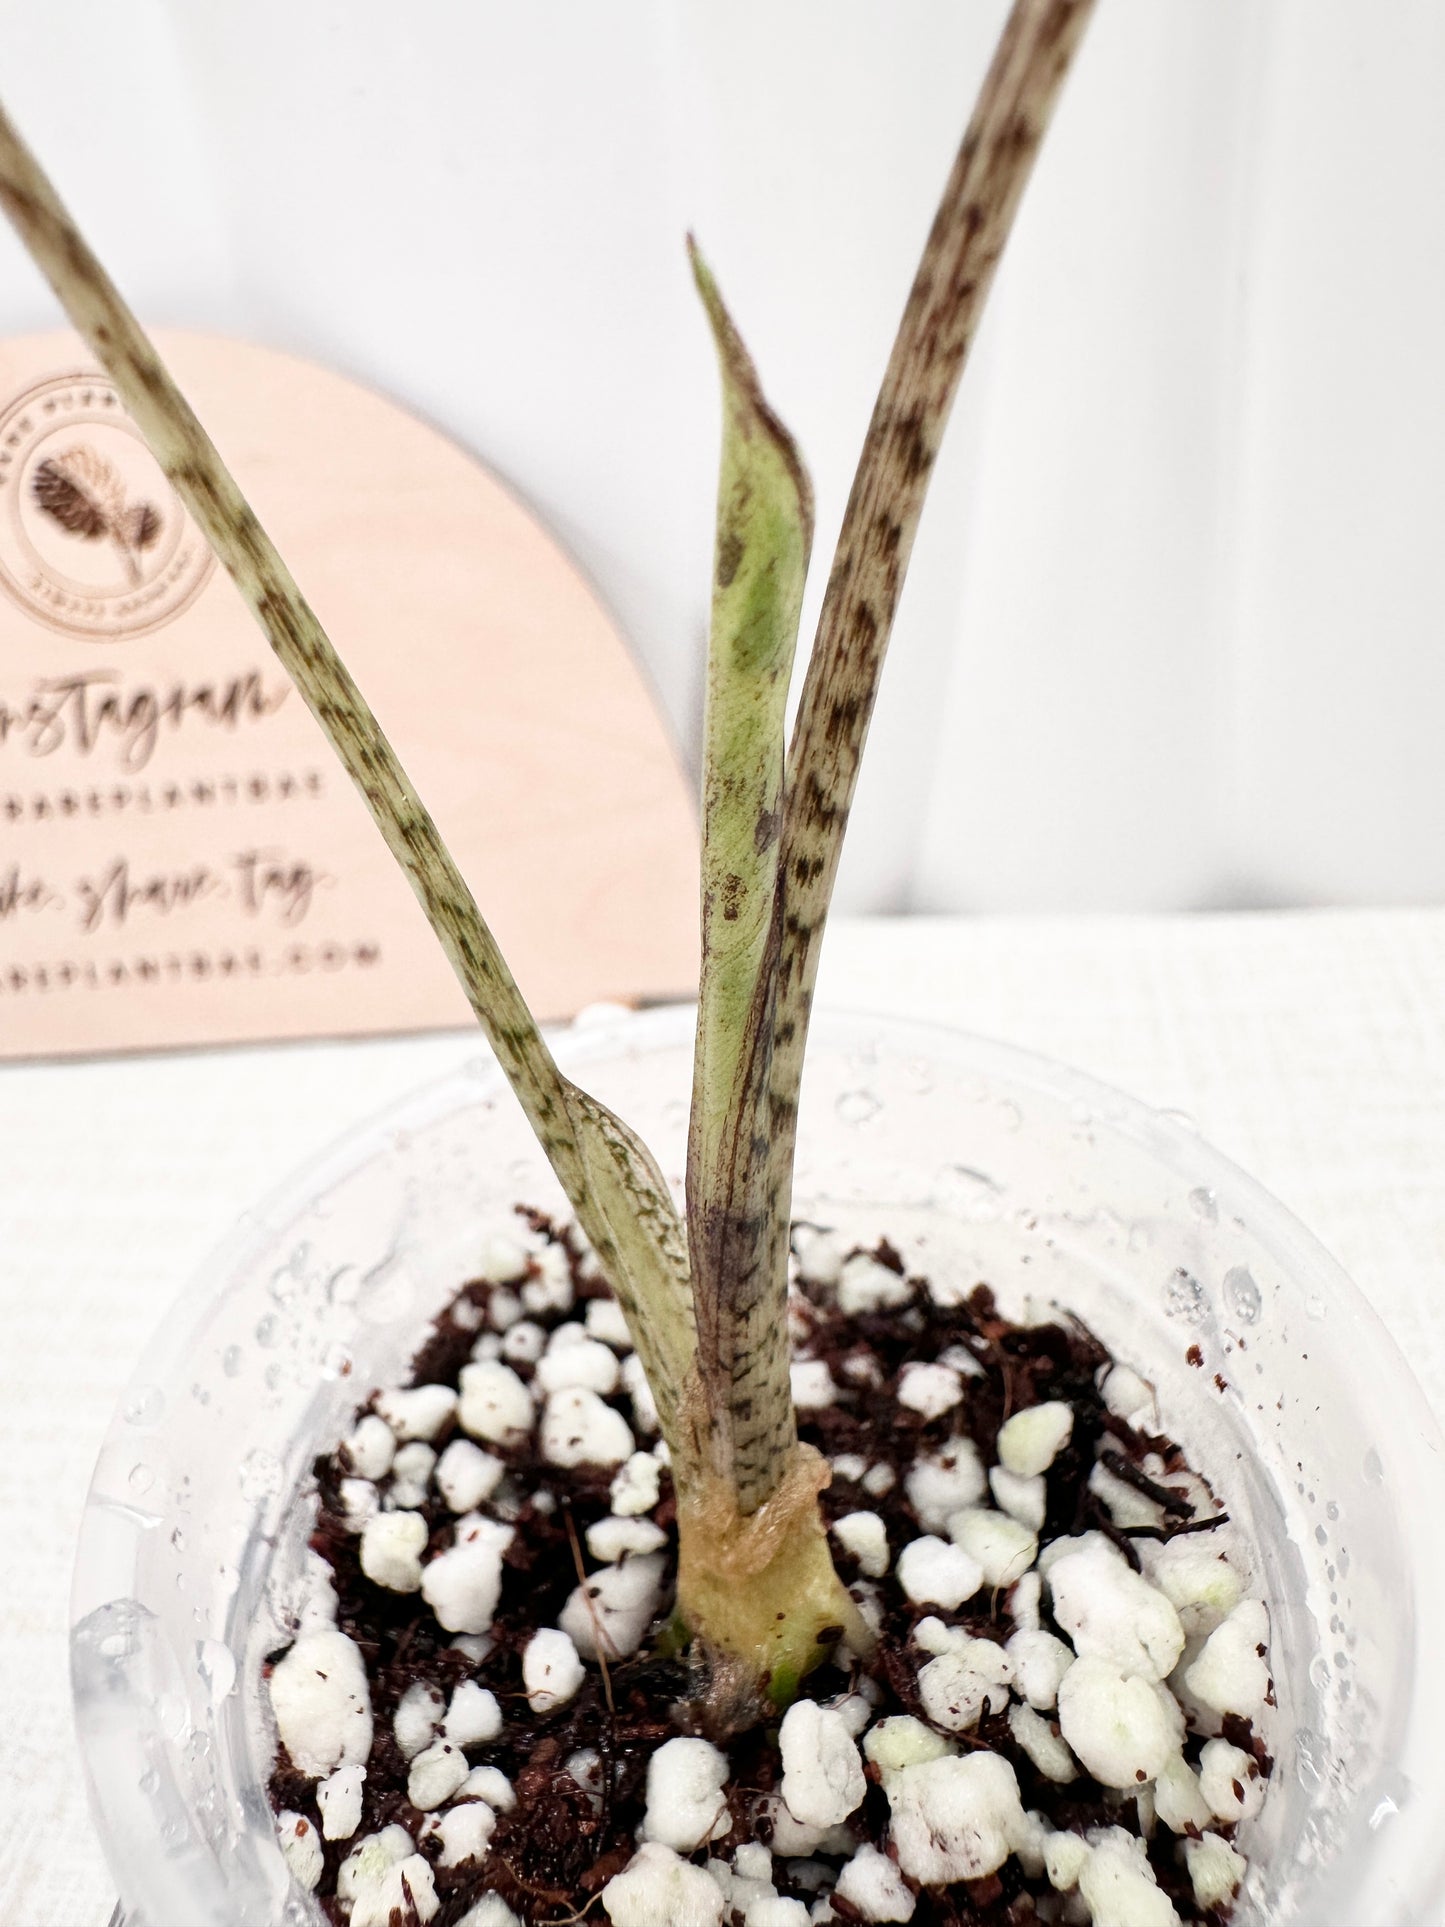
[0,0,1094,1733]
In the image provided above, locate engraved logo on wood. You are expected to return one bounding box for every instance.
[0,372,212,640]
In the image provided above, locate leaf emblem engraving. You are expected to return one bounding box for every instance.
[31,443,163,582]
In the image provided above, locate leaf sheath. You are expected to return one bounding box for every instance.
[686,245,813,1513]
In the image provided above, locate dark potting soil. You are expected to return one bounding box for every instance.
[267,1216,1269,1927]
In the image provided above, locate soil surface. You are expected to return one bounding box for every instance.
[267,1215,1268,1926]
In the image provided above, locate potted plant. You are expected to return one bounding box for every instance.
[18,5,1444,1924]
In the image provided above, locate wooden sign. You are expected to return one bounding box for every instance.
[0,332,698,1057]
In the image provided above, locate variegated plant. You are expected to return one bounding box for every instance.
[0,0,1093,1731]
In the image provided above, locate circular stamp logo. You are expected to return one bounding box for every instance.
[0,371,213,641]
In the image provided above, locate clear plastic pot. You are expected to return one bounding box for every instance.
[72,1005,1445,1926]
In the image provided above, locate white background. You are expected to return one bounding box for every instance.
[0,1,1442,915]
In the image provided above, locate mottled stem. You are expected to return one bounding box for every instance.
[0,99,698,1447]
[766,0,1096,1231]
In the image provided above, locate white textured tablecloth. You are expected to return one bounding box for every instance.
[4,908,1444,1924]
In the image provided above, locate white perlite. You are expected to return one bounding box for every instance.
[897,1361,964,1420]
[790,1359,839,1409]
[444,1680,503,1746]
[611,1450,662,1515]
[837,1253,911,1316]
[905,1441,986,1531]
[341,1827,440,1927]
[317,1762,366,1841]
[916,1643,1012,1733]
[345,1413,396,1480]
[833,1844,917,1923]
[375,1383,457,1442]
[359,1509,427,1592]
[435,1438,505,1513]
[642,1736,732,1851]
[779,1701,866,1827]
[1048,1541,1184,1682]
[1007,1702,1077,1783]
[537,1328,623,1397]
[1153,1751,1214,1836]
[560,1552,667,1659]
[896,1536,982,1609]
[393,1681,444,1758]
[1184,1599,1270,1717]
[996,1401,1073,1477]
[459,1764,516,1809]
[794,1227,844,1287]
[458,1360,536,1445]
[499,1319,546,1365]
[1006,1628,1074,1710]
[1185,1834,1246,1910]
[542,1387,635,1468]
[523,1627,586,1712]
[863,1716,955,1785]
[425,1799,497,1867]
[1078,1828,1180,1927]
[623,1352,661,1432]
[587,1514,669,1562]
[586,1296,633,1348]
[1197,1737,1266,1823]
[419,1516,514,1634]
[1146,1541,1244,1638]
[602,1842,726,1927]
[1056,1658,1178,1789]
[886,1752,1027,1884]
[989,1465,1046,1532]
[408,1740,469,1810]
[456,1899,523,1927]
[388,1441,437,1509]
[831,1512,890,1579]
[277,1811,323,1889]
[480,1232,531,1284]
[269,1629,373,1777]
[948,1508,1038,1587]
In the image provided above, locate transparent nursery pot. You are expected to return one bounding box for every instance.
[72,1005,1445,1927]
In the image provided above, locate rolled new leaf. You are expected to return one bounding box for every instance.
[685,243,813,1515]
[765,0,1097,1240]
[0,100,698,1448]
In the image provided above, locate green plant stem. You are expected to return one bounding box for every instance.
[764,0,1096,1243]
[0,99,698,1452]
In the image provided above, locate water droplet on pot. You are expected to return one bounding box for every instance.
[197,1638,237,1703]
[1188,1187,1218,1221]
[1223,1267,1262,1324]
[1163,1269,1207,1324]
[269,1265,299,1308]
[123,1385,164,1427]
[1295,1728,1327,1790]
[139,1766,161,1796]
[1308,1653,1331,1690]
[320,1342,352,1381]
[995,1099,1023,1134]
[128,1461,155,1495]
[1156,1107,1198,1134]
[326,1266,361,1308]
[221,1345,244,1378]
[1363,1448,1385,1485]
[255,1313,280,1349]
[1306,1292,1328,1320]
